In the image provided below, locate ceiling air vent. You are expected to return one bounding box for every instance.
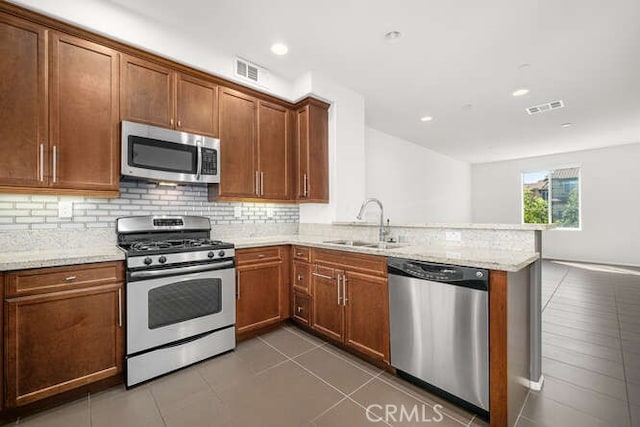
[234,57,269,88]
[526,100,565,115]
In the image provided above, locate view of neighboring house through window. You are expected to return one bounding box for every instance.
[522,167,580,228]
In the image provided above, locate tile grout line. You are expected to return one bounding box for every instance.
[541,354,626,382]
[614,276,635,426]
[513,390,531,427]
[147,386,168,427]
[87,392,92,427]
[541,266,570,313]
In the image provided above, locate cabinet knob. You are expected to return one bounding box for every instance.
[297,274,303,281]
[177,120,182,127]
[257,254,265,258]
[65,276,77,281]
[297,306,303,313]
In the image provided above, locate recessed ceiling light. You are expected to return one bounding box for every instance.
[561,122,573,128]
[420,116,433,122]
[270,43,288,56]
[512,88,530,97]
[384,31,402,41]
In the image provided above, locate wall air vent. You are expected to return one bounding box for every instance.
[234,57,269,88]
[526,100,565,115]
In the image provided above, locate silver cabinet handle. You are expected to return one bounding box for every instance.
[52,145,57,183]
[39,143,44,182]
[260,171,264,196]
[170,118,174,127]
[65,276,77,281]
[236,271,241,300]
[337,274,342,305]
[177,119,182,128]
[118,288,122,327]
[303,173,308,197]
[342,275,348,306]
[196,142,202,180]
[312,272,333,280]
[255,171,259,196]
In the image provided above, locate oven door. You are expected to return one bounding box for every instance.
[126,265,235,355]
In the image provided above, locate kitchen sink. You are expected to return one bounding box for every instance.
[323,240,406,249]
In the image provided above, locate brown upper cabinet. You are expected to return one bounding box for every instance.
[295,98,330,203]
[121,54,219,137]
[0,13,119,196]
[216,88,291,201]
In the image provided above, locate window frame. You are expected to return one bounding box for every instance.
[521,164,582,231]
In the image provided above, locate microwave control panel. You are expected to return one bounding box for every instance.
[202,149,218,175]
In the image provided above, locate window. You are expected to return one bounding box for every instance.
[522,167,580,229]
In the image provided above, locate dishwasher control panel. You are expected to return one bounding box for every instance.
[387,258,488,290]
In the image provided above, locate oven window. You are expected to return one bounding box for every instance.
[148,279,222,329]
[129,135,197,174]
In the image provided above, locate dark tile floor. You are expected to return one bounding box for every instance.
[519,260,640,426]
[4,259,639,426]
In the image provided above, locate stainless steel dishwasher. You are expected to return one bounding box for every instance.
[388,257,489,415]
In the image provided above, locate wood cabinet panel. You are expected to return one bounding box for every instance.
[295,99,329,202]
[5,283,124,407]
[292,246,310,262]
[177,73,218,137]
[293,261,310,293]
[121,54,175,128]
[0,14,47,188]
[236,262,282,334]
[236,246,282,265]
[258,101,289,199]
[5,262,123,297]
[49,33,119,191]
[292,291,310,326]
[344,271,390,363]
[295,107,309,200]
[218,88,257,198]
[311,266,343,342]
[312,249,387,277]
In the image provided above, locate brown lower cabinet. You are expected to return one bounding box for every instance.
[3,262,124,408]
[235,246,290,336]
[308,248,390,364]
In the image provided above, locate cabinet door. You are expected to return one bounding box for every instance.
[236,262,282,334]
[306,103,329,202]
[344,271,390,363]
[0,14,47,188]
[49,33,119,191]
[176,73,218,137]
[258,101,289,199]
[5,283,124,407]
[295,106,309,200]
[219,88,257,198]
[121,54,175,127]
[311,266,343,342]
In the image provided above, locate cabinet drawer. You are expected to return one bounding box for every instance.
[293,261,311,293]
[311,249,387,277]
[292,291,310,325]
[236,246,282,265]
[292,246,310,262]
[5,262,124,297]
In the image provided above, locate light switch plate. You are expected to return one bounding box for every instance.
[58,201,73,218]
[445,231,461,242]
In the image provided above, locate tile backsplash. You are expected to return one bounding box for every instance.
[0,180,299,231]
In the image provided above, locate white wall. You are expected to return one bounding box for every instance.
[365,128,472,224]
[471,143,640,267]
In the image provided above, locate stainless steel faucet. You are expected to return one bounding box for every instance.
[356,198,388,242]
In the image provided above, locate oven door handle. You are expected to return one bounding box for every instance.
[129,260,234,279]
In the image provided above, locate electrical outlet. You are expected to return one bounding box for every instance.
[266,207,274,218]
[58,201,73,218]
[234,206,242,218]
[445,231,461,242]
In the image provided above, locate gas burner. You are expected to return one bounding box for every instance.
[131,241,172,251]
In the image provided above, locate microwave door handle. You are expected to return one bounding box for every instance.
[196,142,202,180]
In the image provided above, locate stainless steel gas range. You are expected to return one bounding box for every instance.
[116,215,235,387]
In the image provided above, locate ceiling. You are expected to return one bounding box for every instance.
[105,0,640,163]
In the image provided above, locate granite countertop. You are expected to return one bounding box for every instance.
[0,246,125,271]
[232,235,539,272]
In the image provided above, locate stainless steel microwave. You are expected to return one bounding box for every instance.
[121,121,220,184]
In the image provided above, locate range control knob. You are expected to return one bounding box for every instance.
[158,256,167,264]
[218,250,226,257]
[207,251,215,258]
[144,257,153,265]
[476,271,484,278]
